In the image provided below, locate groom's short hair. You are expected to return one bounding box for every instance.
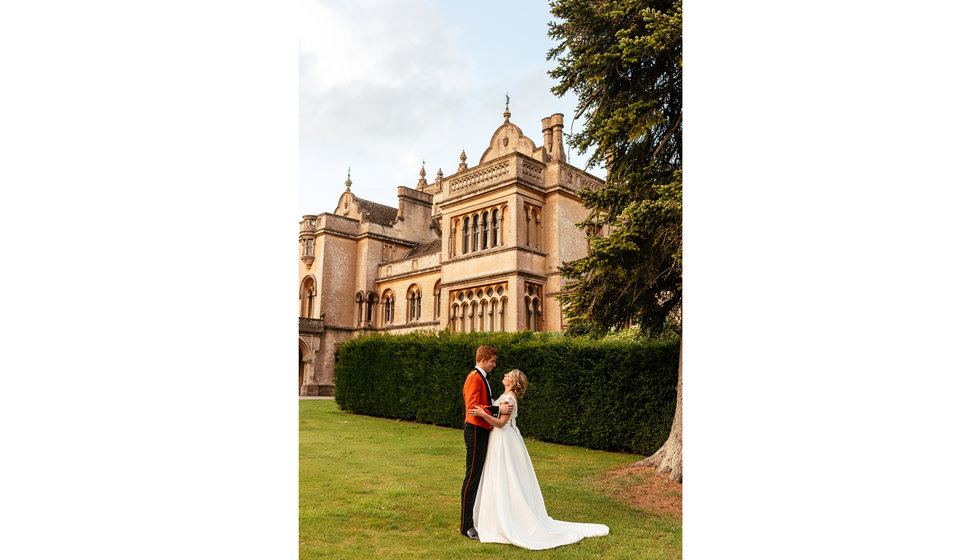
[475,345,497,363]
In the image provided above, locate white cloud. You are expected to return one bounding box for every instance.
[298,0,590,212]
[299,0,471,91]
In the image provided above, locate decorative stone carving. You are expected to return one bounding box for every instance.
[417,162,428,189]
[520,160,543,183]
[449,282,508,333]
[449,160,510,193]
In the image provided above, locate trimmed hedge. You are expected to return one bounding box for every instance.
[334,330,679,456]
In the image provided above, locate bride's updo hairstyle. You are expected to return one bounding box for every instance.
[510,369,528,398]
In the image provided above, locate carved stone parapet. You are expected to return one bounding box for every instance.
[449,160,511,194]
[300,215,317,233]
[580,177,602,191]
[557,166,604,192]
[520,159,543,183]
[299,317,324,333]
[560,167,574,187]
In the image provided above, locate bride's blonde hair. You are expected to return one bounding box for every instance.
[509,369,528,398]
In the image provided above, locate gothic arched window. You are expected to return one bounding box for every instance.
[433,281,441,320]
[355,292,364,325]
[300,277,316,318]
[383,291,395,325]
[471,213,480,253]
[407,285,421,322]
[366,293,377,325]
[491,209,499,247]
[481,212,489,250]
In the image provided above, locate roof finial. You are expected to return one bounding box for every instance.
[458,148,468,172]
[417,160,428,189]
[345,166,352,190]
[503,92,511,123]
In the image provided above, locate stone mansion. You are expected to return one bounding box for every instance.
[298,108,604,395]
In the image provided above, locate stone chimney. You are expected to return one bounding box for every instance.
[542,115,554,155]
[549,113,566,162]
[395,186,435,238]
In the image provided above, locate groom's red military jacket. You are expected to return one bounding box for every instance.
[463,369,494,430]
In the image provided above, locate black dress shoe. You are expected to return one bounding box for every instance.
[465,528,479,540]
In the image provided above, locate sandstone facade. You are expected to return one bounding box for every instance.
[298,109,604,395]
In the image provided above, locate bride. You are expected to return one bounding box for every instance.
[467,369,609,550]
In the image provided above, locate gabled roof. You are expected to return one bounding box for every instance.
[352,195,398,225]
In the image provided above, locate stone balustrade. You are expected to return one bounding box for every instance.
[299,317,324,333]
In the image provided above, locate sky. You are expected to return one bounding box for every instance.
[298,0,596,214]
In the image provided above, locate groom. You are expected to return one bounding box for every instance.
[459,345,513,540]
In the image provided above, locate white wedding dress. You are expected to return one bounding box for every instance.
[473,393,609,550]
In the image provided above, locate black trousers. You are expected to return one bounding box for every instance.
[460,422,491,533]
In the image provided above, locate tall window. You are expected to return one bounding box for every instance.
[383,291,394,324]
[491,209,499,247]
[355,292,364,325]
[533,208,540,247]
[407,285,421,322]
[525,208,530,246]
[449,223,456,257]
[481,212,489,249]
[471,216,480,252]
[454,205,507,257]
[366,293,376,324]
[524,283,543,331]
[301,277,316,318]
[304,239,314,256]
[523,205,542,248]
[447,284,508,333]
[433,281,441,320]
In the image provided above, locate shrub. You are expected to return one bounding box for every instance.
[334,330,679,456]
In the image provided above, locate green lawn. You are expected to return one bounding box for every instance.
[299,399,681,559]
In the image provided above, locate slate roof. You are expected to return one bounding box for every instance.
[352,195,398,225]
[402,239,442,259]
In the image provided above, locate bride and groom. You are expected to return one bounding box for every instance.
[459,345,609,550]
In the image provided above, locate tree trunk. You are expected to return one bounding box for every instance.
[632,338,682,482]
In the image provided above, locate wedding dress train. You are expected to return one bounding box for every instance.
[472,394,609,550]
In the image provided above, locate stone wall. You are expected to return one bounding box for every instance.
[298,111,606,394]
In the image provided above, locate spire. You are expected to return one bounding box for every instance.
[345,166,351,190]
[503,92,511,123]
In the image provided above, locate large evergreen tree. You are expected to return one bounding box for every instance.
[549,0,683,481]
